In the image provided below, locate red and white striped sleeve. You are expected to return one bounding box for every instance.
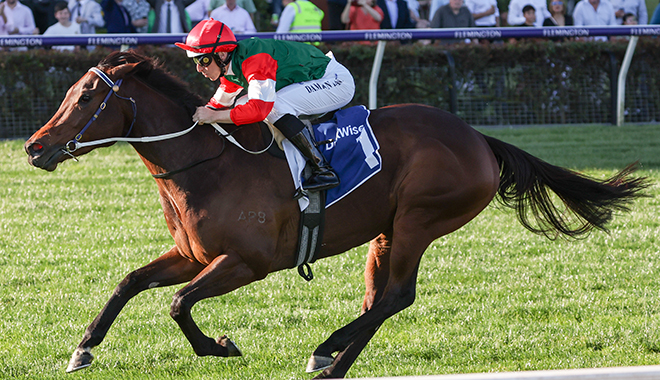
[229,53,278,126]
[206,78,244,110]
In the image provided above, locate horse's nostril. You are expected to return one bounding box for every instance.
[27,142,45,157]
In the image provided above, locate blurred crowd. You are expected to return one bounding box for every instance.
[0,0,658,50]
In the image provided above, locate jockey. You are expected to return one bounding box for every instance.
[175,19,356,192]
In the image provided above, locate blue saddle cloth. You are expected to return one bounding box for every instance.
[313,105,382,208]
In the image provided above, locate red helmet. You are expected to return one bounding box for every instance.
[175,19,238,56]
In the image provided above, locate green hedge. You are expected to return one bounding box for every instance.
[1,39,659,138]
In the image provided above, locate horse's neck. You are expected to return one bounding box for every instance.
[132,122,220,175]
[131,116,272,183]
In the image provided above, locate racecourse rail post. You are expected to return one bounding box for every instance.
[369,40,387,110]
[2,26,659,123]
[617,36,639,127]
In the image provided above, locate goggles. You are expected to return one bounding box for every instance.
[551,1,563,5]
[192,54,215,67]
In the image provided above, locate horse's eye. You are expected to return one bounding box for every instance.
[80,94,91,103]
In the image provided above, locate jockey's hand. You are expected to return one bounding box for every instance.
[193,106,232,125]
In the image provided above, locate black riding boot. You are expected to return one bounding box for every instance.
[275,114,340,192]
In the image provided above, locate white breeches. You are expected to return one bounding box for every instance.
[265,54,356,124]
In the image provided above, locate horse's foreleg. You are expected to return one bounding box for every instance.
[67,246,204,373]
[307,234,393,378]
[312,326,381,379]
[308,223,429,378]
[307,270,420,379]
[169,250,257,357]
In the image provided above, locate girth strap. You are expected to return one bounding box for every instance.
[295,189,325,281]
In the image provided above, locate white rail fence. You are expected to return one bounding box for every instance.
[350,365,660,379]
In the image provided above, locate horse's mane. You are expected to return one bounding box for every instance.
[98,50,205,116]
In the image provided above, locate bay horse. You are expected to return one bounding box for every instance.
[25,51,647,378]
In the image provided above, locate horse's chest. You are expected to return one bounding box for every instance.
[160,197,271,265]
[159,196,212,263]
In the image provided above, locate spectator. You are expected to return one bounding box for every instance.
[430,0,475,44]
[185,0,209,26]
[543,0,572,25]
[43,0,80,50]
[428,0,448,22]
[0,1,9,34]
[211,0,256,33]
[430,0,475,26]
[622,11,637,24]
[25,0,58,36]
[572,0,615,26]
[378,0,415,28]
[149,0,191,33]
[517,3,535,25]
[508,3,541,43]
[268,0,282,26]
[101,0,135,32]
[208,0,255,21]
[611,13,636,41]
[3,0,38,34]
[572,0,615,40]
[507,0,548,26]
[276,0,323,33]
[651,1,660,23]
[67,0,103,34]
[416,0,432,20]
[341,0,383,30]
[326,0,347,29]
[466,0,499,27]
[123,0,150,32]
[562,0,576,16]
[610,0,646,24]
[407,0,429,26]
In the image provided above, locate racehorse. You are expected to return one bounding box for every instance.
[25,51,647,378]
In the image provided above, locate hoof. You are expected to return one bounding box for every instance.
[306,354,334,373]
[218,335,242,357]
[66,347,94,373]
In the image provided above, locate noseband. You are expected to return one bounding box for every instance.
[65,68,137,153]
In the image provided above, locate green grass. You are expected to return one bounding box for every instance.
[1,123,659,379]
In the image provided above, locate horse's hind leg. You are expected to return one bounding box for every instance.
[67,246,204,372]
[308,225,426,379]
[362,232,392,314]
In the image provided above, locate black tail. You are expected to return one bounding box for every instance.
[482,134,650,238]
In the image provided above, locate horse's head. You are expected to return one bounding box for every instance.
[24,52,158,171]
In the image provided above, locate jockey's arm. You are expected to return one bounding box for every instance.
[195,54,279,126]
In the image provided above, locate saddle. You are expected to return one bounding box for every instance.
[257,107,382,281]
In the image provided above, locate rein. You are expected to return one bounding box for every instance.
[63,66,275,178]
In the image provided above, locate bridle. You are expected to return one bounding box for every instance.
[62,66,275,178]
[65,67,137,155]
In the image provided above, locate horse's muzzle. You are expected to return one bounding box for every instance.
[25,141,66,171]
